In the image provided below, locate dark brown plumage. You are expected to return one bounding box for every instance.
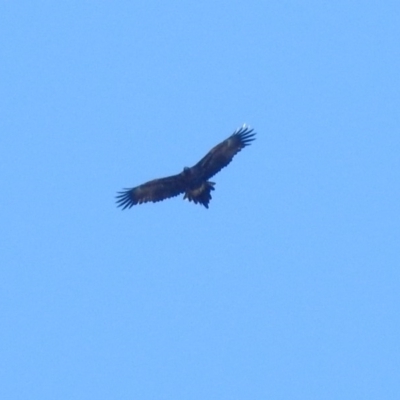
[116,125,256,209]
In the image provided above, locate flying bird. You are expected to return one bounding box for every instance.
[116,125,256,209]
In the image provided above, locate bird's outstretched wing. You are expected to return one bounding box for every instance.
[192,125,256,180]
[116,174,186,210]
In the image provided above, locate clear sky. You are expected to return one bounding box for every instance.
[1,2,399,399]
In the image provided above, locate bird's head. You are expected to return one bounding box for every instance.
[182,166,192,177]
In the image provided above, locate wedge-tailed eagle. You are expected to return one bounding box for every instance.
[116,125,256,209]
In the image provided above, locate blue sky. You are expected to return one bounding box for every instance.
[1,2,399,399]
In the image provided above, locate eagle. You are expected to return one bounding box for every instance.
[116,125,256,209]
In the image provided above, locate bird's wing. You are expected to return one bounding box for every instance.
[116,173,186,209]
[192,125,256,180]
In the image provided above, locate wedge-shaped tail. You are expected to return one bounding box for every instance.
[183,181,215,209]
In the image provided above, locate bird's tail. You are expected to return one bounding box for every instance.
[184,181,215,208]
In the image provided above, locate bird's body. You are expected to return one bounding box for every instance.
[116,125,256,209]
